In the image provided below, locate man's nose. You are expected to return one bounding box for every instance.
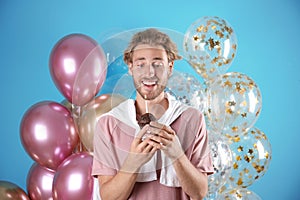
[145,64,155,77]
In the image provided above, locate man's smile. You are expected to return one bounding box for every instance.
[142,80,157,86]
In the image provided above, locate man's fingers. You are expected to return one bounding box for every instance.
[147,138,163,149]
[149,121,175,135]
[135,125,150,140]
[143,142,154,152]
[148,134,169,146]
[149,121,164,129]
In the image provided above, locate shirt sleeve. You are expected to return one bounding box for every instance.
[182,108,214,175]
[92,115,118,177]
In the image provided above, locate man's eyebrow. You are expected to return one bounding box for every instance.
[133,57,164,62]
[133,57,146,62]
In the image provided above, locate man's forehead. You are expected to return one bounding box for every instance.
[132,47,167,61]
[133,44,165,51]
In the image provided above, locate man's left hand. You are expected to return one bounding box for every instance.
[145,121,184,161]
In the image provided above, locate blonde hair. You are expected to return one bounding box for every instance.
[123,28,182,64]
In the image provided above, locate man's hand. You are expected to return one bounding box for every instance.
[123,125,158,173]
[146,121,184,161]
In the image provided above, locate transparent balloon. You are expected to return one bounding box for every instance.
[226,127,272,188]
[110,73,136,99]
[166,71,207,113]
[205,76,226,133]
[206,72,262,136]
[98,56,131,96]
[184,16,237,80]
[98,27,210,104]
[103,54,128,77]
[100,27,188,67]
[205,130,232,199]
[216,188,262,200]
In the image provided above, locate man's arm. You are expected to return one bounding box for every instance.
[147,121,209,200]
[97,160,138,200]
[97,125,158,200]
[172,154,208,200]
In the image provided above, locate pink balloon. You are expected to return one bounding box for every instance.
[27,163,55,200]
[52,152,94,200]
[20,101,79,170]
[49,34,107,106]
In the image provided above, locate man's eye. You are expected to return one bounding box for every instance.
[152,62,163,68]
[136,63,145,68]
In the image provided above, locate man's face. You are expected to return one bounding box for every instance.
[128,44,173,100]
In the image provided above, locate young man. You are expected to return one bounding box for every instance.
[92,28,214,200]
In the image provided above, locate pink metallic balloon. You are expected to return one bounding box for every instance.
[0,181,30,200]
[27,163,55,200]
[49,34,107,106]
[52,152,94,200]
[20,101,79,170]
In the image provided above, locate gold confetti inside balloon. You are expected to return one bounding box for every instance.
[206,130,233,199]
[166,71,207,113]
[206,72,262,136]
[184,16,237,80]
[225,127,272,188]
[216,188,262,200]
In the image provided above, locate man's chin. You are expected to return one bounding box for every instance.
[138,91,155,100]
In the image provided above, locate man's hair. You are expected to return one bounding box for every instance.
[123,28,182,64]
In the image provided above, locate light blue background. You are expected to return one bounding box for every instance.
[1,0,299,199]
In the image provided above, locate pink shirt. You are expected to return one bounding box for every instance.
[92,106,214,200]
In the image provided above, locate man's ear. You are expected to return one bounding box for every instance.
[168,61,174,77]
[128,62,133,76]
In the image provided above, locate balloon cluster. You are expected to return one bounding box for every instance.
[180,16,271,199]
[3,33,126,200]
[1,16,271,200]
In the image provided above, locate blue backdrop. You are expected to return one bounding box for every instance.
[1,0,299,199]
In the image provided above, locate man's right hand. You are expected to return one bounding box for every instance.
[122,125,158,173]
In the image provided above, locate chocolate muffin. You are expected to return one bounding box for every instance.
[137,113,156,129]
